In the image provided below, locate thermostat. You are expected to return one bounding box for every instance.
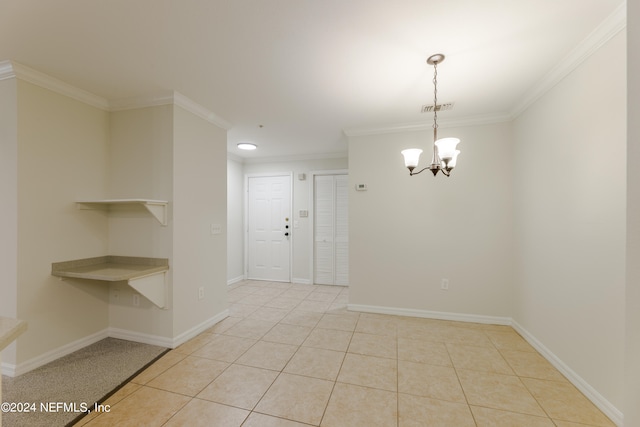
[355,183,368,191]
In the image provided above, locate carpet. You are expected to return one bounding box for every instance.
[2,338,168,427]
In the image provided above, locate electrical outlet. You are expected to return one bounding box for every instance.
[198,287,205,300]
[133,294,140,307]
[441,278,449,290]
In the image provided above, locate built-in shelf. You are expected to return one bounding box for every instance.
[76,199,168,226]
[52,256,169,309]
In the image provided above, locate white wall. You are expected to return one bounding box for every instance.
[243,157,348,284]
[227,157,245,284]
[348,122,513,318]
[172,105,228,337]
[626,2,640,425]
[0,77,18,366]
[17,80,111,363]
[513,31,626,414]
[108,105,174,339]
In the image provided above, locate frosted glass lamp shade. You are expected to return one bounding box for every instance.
[401,149,423,169]
[434,137,460,159]
[442,149,461,170]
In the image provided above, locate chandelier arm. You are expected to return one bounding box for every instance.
[408,166,433,176]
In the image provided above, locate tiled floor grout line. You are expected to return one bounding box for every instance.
[488,335,558,423]
[233,281,348,427]
[316,320,355,427]
[242,283,287,425]
[234,281,304,426]
[452,332,480,427]
[82,280,615,426]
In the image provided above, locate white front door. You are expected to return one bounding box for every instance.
[247,175,292,282]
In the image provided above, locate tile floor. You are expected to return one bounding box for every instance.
[77,280,615,427]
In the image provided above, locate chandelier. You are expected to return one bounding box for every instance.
[401,54,460,177]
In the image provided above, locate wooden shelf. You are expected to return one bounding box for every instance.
[76,199,168,226]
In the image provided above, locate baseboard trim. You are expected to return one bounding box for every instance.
[107,328,174,348]
[348,304,622,426]
[511,320,623,426]
[170,309,230,348]
[227,275,245,286]
[4,329,109,377]
[4,310,230,377]
[292,278,311,285]
[347,304,512,325]
[0,361,17,377]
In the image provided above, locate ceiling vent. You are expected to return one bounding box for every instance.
[421,102,455,113]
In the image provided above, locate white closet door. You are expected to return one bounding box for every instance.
[314,174,348,286]
[314,175,335,285]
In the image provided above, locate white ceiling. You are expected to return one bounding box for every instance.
[0,0,624,160]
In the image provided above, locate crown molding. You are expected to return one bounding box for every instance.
[227,152,244,163]
[343,2,626,138]
[172,92,232,130]
[0,61,232,130]
[0,61,110,110]
[108,91,175,111]
[510,1,626,118]
[0,60,16,81]
[108,91,232,130]
[242,151,348,164]
[342,112,512,137]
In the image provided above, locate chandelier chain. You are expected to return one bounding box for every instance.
[432,61,438,140]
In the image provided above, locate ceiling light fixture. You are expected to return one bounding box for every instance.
[401,54,460,177]
[237,143,257,151]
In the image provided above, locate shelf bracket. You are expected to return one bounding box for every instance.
[128,271,168,309]
[76,199,168,226]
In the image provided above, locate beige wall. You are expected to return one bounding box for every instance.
[348,122,513,318]
[172,105,228,336]
[513,31,626,411]
[107,106,174,338]
[108,104,228,340]
[0,78,18,366]
[16,80,111,363]
[227,158,244,283]
[627,3,640,425]
[1,87,229,370]
[347,28,626,417]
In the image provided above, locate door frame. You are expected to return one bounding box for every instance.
[244,172,294,282]
[308,169,348,285]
